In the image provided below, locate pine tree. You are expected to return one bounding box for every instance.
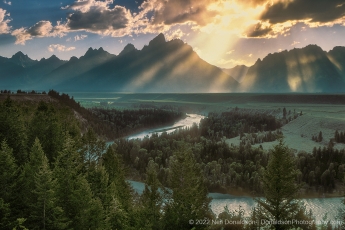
[0,140,17,228]
[163,147,212,230]
[28,102,64,163]
[0,198,11,229]
[283,107,287,119]
[0,140,17,203]
[31,153,68,229]
[138,160,163,230]
[318,131,323,142]
[0,97,28,165]
[335,130,340,143]
[81,128,106,170]
[54,135,106,229]
[103,145,133,212]
[14,138,46,227]
[256,140,304,230]
[102,146,134,229]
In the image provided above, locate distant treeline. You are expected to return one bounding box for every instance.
[47,90,185,140]
[200,110,282,140]
[0,89,47,94]
[90,108,185,138]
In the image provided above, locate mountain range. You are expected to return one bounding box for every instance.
[1,34,345,93]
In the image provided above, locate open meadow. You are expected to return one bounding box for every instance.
[72,92,345,154]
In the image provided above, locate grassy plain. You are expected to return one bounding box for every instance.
[73,92,345,154]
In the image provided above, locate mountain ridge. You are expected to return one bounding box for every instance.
[240,44,345,92]
[1,36,345,93]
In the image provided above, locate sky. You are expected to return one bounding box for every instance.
[1,0,345,68]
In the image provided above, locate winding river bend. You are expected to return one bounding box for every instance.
[127,113,204,139]
[124,114,343,223]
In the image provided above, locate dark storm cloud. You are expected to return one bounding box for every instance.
[246,22,272,37]
[26,21,52,36]
[67,6,129,31]
[261,0,345,24]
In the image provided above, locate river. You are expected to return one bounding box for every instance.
[127,113,205,139]
[128,180,343,223]
[121,114,344,223]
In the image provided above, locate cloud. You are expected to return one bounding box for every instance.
[64,0,133,37]
[48,44,76,52]
[164,28,184,40]
[0,8,11,34]
[3,1,11,5]
[245,0,345,38]
[74,34,87,41]
[150,0,219,26]
[246,22,272,37]
[261,0,345,25]
[8,0,345,44]
[11,0,133,45]
[291,41,300,46]
[11,20,67,45]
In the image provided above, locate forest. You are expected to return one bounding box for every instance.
[0,91,344,229]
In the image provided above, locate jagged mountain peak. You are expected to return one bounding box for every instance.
[10,51,37,67]
[69,56,78,62]
[119,43,137,56]
[11,51,27,58]
[83,47,109,58]
[149,33,166,47]
[48,55,60,61]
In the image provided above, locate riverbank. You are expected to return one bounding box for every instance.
[127,180,344,222]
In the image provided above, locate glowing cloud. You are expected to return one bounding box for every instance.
[48,44,76,52]
[0,8,11,34]
[11,21,67,45]
[74,34,88,41]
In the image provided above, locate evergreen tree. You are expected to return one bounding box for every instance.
[283,107,287,119]
[163,147,212,230]
[102,146,135,229]
[105,190,130,230]
[15,138,46,227]
[103,145,133,212]
[81,128,106,170]
[318,131,323,142]
[0,97,28,165]
[256,141,305,230]
[28,101,64,163]
[138,160,163,230]
[0,140,16,228]
[31,153,68,229]
[0,140,17,203]
[0,198,11,229]
[54,135,106,229]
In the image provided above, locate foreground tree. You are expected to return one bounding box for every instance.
[137,160,163,229]
[31,153,67,229]
[54,135,106,229]
[0,140,17,228]
[163,147,212,230]
[256,141,310,230]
